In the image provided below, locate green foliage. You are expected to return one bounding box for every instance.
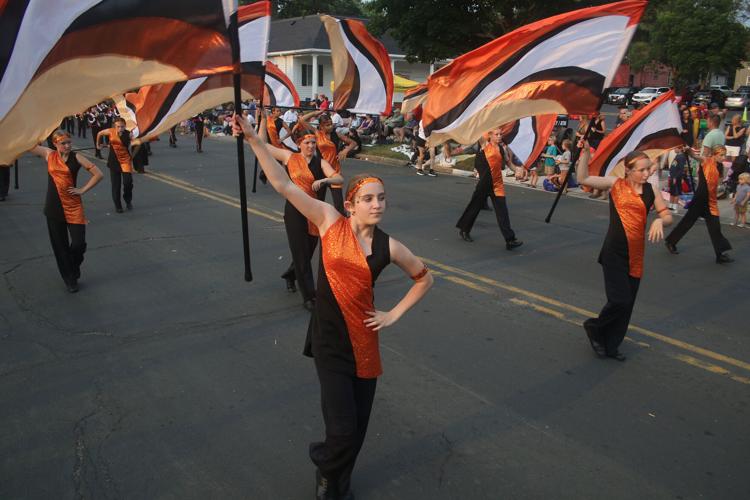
[271,0,365,18]
[627,41,652,74]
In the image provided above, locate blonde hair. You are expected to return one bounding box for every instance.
[623,150,649,171]
[739,172,750,183]
[712,145,727,155]
[51,130,71,144]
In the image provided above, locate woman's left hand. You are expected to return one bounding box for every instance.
[312,179,326,192]
[67,187,84,196]
[648,218,664,243]
[364,310,396,331]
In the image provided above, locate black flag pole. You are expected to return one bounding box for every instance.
[14,159,19,189]
[230,11,253,282]
[252,64,268,194]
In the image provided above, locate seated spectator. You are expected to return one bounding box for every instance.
[283,108,298,127]
[381,108,404,141]
[394,112,417,143]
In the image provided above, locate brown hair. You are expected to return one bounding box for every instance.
[291,122,316,144]
[623,150,649,171]
[318,112,332,125]
[712,145,727,155]
[345,173,383,201]
[709,114,721,127]
[114,117,126,126]
[51,130,71,144]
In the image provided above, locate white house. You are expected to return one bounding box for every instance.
[267,16,446,104]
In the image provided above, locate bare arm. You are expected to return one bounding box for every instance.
[336,132,357,161]
[96,129,108,149]
[28,145,52,161]
[256,120,293,164]
[68,153,103,195]
[363,238,433,331]
[575,143,617,190]
[647,188,673,242]
[312,159,344,192]
[234,114,340,234]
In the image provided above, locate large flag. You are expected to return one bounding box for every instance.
[589,90,683,177]
[0,0,240,164]
[400,83,428,115]
[421,0,647,146]
[263,61,300,108]
[115,2,270,141]
[500,115,557,170]
[320,15,393,115]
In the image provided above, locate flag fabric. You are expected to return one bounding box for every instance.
[263,61,300,108]
[0,0,240,164]
[500,115,557,170]
[589,90,683,177]
[320,15,393,115]
[114,2,270,141]
[400,83,428,115]
[421,0,647,146]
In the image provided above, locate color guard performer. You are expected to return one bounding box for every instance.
[665,145,733,263]
[233,113,433,500]
[258,116,343,310]
[28,131,103,292]
[456,128,523,250]
[97,117,134,213]
[576,145,673,360]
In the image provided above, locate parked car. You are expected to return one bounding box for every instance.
[693,89,726,107]
[710,84,732,97]
[631,86,670,104]
[724,92,748,109]
[606,86,641,105]
[736,85,750,94]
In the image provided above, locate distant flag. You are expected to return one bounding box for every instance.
[589,90,683,177]
[500,115,557,170]
[320,15,394,115]
[421,0,647,146]
[0,0,240,163]
[263,61,300,108]
[115,2,270,142]
[401,83,428,115]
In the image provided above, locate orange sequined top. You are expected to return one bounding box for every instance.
[46,152,86,225]
[286,153,324,235]
[106,129,133,173]
[701,158,720,216]
[483,143,506,197]
[266,117,283,148]
[600,178,654,278]
[304,216,392,379]
[316,130,342,189]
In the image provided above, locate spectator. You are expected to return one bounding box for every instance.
[733,172,750,227]
[283,107,299,127]
[588,111,606,149]
[318,94,330,110]
[668,146,689,211]
[680,108,694,147]
[541,135,559,176]
[381,108,404,141]
[724,114,745,158]
[394,112,417,143]
[701,114,725,157]
[556,139,572,193]
[614,106,630,128]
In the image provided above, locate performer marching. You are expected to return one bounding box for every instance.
[257,116,343,310]
[28,131,103,292]
[456,128,523,250]
[665,145,733,263]
[233,113,433,500]
[576,145,673,360]
[97,117,134,213]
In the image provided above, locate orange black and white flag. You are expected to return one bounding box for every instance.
[421,0,647,146]
[500,115,557,170]
[115,2,270,142]
[401,83,428,115]
[590,90,683,177]
[264,61,300,108]
[320,15,393,115]
[0,0,239,164]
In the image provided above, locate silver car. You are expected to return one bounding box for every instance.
[725,92,748,109]
[631,86,670,104]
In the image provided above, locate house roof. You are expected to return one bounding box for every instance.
[268,16,404,56]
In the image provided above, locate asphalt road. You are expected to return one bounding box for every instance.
[1,133,748,499]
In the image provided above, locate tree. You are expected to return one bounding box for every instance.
[271,0,365,18]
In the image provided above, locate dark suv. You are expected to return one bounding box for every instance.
[606,86,640,105]
[693,89,726,107]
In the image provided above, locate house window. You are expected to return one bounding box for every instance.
[746,75,750,85]
[300,64,324,87]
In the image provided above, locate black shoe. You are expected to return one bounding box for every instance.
[606,351,627,362]
[506,239,523,250]
[303,299,316,312]
[480,204,491,211]
[73,268,81,281]
[126,202,133,210]
[665,242,679,255]
[427,169,437,177]
[115,207,124,213]
[459,230,473,242]
[66,280,79,293]
[716,253,734,264]
[583,319,606,357]
[0,196,5,202]
[315,469,335,500]
[285,277,297,293]
[416,169,426,176]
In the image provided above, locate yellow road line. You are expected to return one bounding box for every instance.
[135,167,750,379]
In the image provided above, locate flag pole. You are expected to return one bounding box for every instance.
[230,11,253,282]
[252,65,269,194]
[14,159,19,189]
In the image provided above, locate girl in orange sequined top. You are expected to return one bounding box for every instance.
[28,130,103,293]
[257,114,343,311]
[576,145,673,361]
[312,112,357,215]
[234,113,433,500]
[96,117,134,213]
[665,145,733,263]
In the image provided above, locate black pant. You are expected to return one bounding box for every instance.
[0,165,10,198]
[281,202,318,301]
[46,218,86,285]
[195,129,204,152]
[665,200,731,257]
[585,262,640,355]
[456,188,516,241]
[310,362,377,496]
[169,126,177,147]
[77,119,87,138]
[110,169,133,209]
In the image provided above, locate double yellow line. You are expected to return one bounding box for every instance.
[140,166,750,386]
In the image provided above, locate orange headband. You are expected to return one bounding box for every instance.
[53,134,71,144]
[346,177,383,203]
[296,133,316,144]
